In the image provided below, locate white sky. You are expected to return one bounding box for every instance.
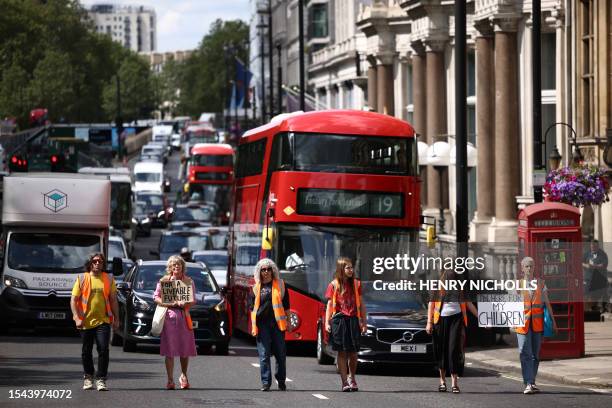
[79,0,250,52]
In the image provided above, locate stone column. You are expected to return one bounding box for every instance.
[489,19,520,242]
[411,47,427,206]
[425,41,447,211]
[376,53,395,115]
[367,57,378,111]
[472,25,495,241]
[325,85,332,110]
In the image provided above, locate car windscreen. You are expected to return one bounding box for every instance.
[160,235,208,253]
[8,233,101,273]
[191,154,232,167]
[133,265,216,293]
[136,193,164,207]
[193,253,228,269]
[173,207,212,222]
[208,233,228,250]
[135,172,160,182]
[108,240,126,259]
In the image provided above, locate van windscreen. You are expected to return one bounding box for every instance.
[8,233,101,273]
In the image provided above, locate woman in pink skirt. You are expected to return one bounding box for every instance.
[154,255,197,389]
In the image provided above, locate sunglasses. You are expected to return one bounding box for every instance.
[260,267,273,273]
[92,259,103,264]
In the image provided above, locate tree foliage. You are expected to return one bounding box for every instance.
[169,19,249,118]
[0,0,154,125]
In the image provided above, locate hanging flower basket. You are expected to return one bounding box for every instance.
[543,164,610,207]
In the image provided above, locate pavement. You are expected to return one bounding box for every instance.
[465,315,612,388]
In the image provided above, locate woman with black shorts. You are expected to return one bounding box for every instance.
[325,257,367,392]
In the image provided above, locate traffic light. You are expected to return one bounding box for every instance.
[8,155,28,172]
[50,154,64,172]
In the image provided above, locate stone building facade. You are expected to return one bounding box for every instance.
[249,0,612,242]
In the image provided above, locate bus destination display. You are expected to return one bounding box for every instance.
[297,189,403,218]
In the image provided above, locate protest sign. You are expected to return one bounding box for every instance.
[161,280,193,303]
[477,294,525,327]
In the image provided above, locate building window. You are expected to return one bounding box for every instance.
[308,4,328,39]
[579,0,594,137]
[541,32,557,171]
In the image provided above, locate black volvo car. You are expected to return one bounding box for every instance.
[316,282,435,367]
[112,260,231,354]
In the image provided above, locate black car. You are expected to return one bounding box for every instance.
[134,191,170,227]
[316,283,435,366]
[169,204,214,230]
[132,201,152,237]
[112,260,231,354]
[153,230,209,260]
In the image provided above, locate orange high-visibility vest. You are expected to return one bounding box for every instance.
[160,277,193,331]
[330,279,362,320]
[516,281,544,334]
[251,279,287,336]
[76,272,114,323]
[433,301,468,326]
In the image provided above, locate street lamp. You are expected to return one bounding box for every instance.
[544,121,583,166]
[548,146,562,170]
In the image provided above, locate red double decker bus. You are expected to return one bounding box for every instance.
[229,110,422,347]
[186,143,234,223]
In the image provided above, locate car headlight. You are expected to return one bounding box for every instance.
[157,210,166,218]
[141,218,150,224]
[131,217,138,224]
[287,310,300,331]
[364,325,375,337]
[4,275,27,289]
[132,295,152,311]
[214,299,226,312]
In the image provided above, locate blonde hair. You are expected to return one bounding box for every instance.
[161,255,187,281]
[253,258,279,283]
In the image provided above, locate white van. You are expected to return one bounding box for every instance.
[0,173,117,328]
[133,161,166,194]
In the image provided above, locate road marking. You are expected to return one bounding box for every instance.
[588,388,612,394]
[286,378,293,382]
[229,350,236,355]
[251,363,260,368]
[581,377,600,381]
[466,362,473,366]
[312,394,329,400]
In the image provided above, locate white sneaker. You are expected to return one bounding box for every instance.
[523,384,535,394]
[96,378,108,391]
[531,384,540,393]
[83,376,94,390]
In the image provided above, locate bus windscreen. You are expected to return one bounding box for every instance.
[271,133,417,175]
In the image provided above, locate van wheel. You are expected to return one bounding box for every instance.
[317,325,334,365]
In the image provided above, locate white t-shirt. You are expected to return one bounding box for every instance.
[440,302,462,316]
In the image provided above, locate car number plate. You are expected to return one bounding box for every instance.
[38,312,66,320]
[192,321,199,329]
[390,344,426,353]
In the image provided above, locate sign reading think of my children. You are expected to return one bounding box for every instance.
[477,294,525,327]
[161,280,194,303]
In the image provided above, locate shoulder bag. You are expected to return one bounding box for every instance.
[150,305,167,337]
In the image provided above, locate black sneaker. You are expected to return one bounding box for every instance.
[260,384,270,392]
[278,382,286,391]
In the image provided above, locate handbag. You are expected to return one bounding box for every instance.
[543,307,554,338]
[150,305,167,337]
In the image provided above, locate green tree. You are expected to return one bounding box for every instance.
[175,19,249,118]
[102,55,155,122]
[0,61,32,127]
[28,50,82,122]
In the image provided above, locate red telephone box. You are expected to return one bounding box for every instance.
[517,202,584,359]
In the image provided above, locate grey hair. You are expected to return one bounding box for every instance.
[521,257,534,267]
[253,258,279,283]
[164,255,186,278]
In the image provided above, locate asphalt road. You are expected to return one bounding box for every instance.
[1,145,611,407]
[1,331,611,408]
